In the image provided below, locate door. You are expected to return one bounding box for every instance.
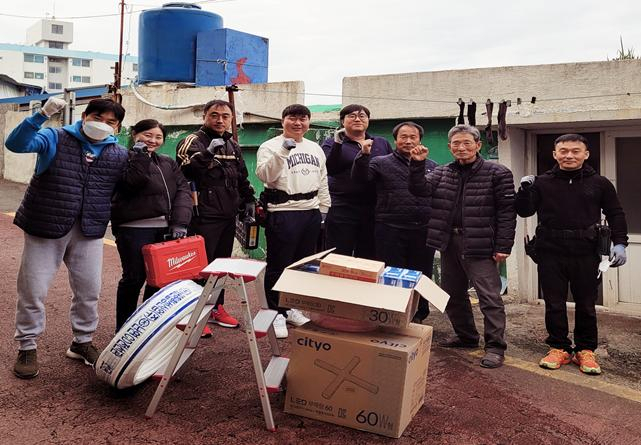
[613,136,641,305]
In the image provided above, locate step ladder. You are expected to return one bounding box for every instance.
[144,258,289,432]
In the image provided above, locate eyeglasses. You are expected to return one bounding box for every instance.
[344,113,369,121]
[450,141,476,148]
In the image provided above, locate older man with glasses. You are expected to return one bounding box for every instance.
[408,124,516,369]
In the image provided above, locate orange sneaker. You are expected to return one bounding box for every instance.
[201,325,213,338]
[573,350,602,375]
[539,348,572,369]
[210,304,239,328]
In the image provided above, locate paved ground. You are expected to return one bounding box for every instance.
[1,178,641,445]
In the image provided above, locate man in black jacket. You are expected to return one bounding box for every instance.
[515,133,628,375]
[352,121,437,322]
[176,99,256,331]
[409,124,516,368]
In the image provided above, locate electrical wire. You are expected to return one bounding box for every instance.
[236,87,641,105]
[0,0,235,20]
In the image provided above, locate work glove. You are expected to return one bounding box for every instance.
[170,226,188,240]
[41,97,67,118]
[282,138,297,150]
[334,128,346,144]
[244,202,256,219]
[520,175,535,190]
[131,142,148,154]
[206,138,225,155]
[610,244,627,267]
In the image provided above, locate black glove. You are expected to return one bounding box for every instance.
[282,138,297,150]
[170,226,188,240]
[244,202,256,219]
[207,138,225,155]
[132,142,148,154]
[520,175,535,190]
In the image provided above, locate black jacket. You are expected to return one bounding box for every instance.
[409,156,516,257]
[352,150,436,228]
[15,129,128,239]
[176,127,254,220]
[322,134,393,206]
[515,164,628,255]
[111,151,192,229]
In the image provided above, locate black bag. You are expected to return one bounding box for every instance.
[596,223,611,257]
[524,234,538,264]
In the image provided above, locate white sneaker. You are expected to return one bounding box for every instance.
[273,314,288,339]
[286,309,310,327]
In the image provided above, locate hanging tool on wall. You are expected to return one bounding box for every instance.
[467,100,476,126]
[485,100,494,145]
[457,98,465,125]
[497,100,510,140]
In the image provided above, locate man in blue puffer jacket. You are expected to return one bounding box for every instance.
[5,97,128,379]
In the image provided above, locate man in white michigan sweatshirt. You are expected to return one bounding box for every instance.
[256,104,331,338]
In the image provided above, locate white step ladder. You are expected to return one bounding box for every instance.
[144,258,288,432]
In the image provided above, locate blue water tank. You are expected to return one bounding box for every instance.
[139,3,223,83]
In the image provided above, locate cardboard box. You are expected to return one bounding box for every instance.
[274,250,449,329]
[320,253,385,283]
[285,323,433,438]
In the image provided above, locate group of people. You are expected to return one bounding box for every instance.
[6,96,628,381]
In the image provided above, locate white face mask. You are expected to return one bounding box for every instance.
[83,120,115,141]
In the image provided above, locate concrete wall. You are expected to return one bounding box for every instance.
[120,81,305,128]
[343,60,641,125]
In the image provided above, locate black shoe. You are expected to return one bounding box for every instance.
[480,351,504,369]
[66,341,100,367]
[437,337,479,349]
[14,349,39,379]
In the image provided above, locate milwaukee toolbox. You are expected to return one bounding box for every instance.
[142,235,208,287]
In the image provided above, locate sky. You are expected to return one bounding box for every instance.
[1,0,640,104]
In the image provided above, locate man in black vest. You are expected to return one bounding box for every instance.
[516,134,628,375]
[6,97,128,379]
[409,124,516,369]
[176,99,255,334]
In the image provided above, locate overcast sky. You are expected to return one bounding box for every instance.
[1,0,640,104]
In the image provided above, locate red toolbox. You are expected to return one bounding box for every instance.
[142,235,208,288]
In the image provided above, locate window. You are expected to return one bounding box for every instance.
[48,82,62,90]
[71,75,81,82]
[49,57,62,63]
[49,41,64,49]
[72,58,91,68]
[49,66,61,74]
[82,76,91,83]
[25,71,45,79]
[132,63,138,72]
[24,53,45,63]
[52,24,63,34]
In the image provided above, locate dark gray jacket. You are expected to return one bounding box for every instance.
[352,151,437,228]
[409,156,516,257]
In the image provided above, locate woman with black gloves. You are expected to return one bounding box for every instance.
[111,119,192,331]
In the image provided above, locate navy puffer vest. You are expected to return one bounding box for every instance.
[14,129,128,239]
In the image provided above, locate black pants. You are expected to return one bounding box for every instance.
[375,223,434,321]
[538,252,600,352]
[441,233,506,354]
[115,227,166,331]
[190,217,236,307]
[265,210,321,314]
[325,204,376,259]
